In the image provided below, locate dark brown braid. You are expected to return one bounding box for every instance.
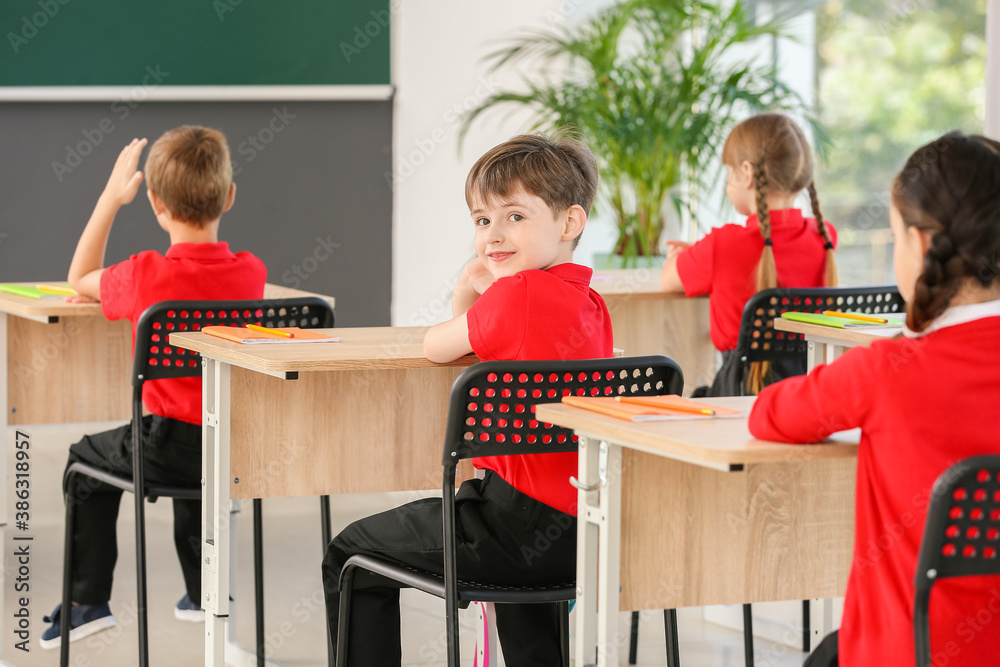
[894,132,1000,332]
[808,181,838,286]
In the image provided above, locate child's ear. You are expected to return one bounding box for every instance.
[222,182,236,213]
[740,160,755,189]
[561,204,587,242]
[147,189,166,216]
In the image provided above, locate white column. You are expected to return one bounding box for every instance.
[987,0,1000,138]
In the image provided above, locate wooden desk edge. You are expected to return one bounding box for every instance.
[535,402,859,467]
[773,318,900,345]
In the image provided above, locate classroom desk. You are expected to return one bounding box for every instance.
[591,270,714,395]
[0,284,332,665]
[169,327,478,667]
[535,397,859,667]
[773,318,902,371]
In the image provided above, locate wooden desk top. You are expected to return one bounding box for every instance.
[589,269,702,301]
[170,326,479,373]
[773,318,902,346]
[535,396,858,469]
[0,282,334,320]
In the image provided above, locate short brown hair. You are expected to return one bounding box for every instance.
[465,133,599,246]
[145,126,233,227]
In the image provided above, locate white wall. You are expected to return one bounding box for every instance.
[988,0,1000,139]
[390,0,563,326]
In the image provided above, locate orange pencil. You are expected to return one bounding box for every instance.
[615,396,715,416]
[822,311,888,324]
[36,284,77,295]
[245,323,294,338]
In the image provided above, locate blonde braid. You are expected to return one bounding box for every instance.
[748,154,775,394]
[808,181,838,287]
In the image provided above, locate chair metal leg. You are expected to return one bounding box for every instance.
[743,603,754,666]
[558,601,571,667]
[664,609,680,667]
[628,610,640,664]
[132,420,150,667]
[336,566,356,667]
[320,495,334,667]
[802,600,810,653]
[254,498,265,667]
[60,472,77,667]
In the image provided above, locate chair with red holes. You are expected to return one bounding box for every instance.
[60,297,334,667]
[914,455,1000,667]
[335,355,684,667]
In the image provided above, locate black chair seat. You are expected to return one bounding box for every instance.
[66,462,201,502]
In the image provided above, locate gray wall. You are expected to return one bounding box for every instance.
[0,101,392,326]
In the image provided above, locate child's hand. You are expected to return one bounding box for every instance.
[64,294,99,304]
[665,240,691,260]
[463,258,496,295]
[101,138,148,208]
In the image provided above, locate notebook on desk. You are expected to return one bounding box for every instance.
[0,284,76,300]
[202,326,339,345]
[781,311,904,330]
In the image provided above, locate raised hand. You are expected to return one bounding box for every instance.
[101,138,148,208]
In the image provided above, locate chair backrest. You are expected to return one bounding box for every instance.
[913,456,1000,666]
[132,297,334,386]
[442,355,684,467]
[735,285,904,364]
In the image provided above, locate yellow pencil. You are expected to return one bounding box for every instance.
[36,284,77,295]
[823,310,888,324]
[245,323,294,338]
[616,396,715,416]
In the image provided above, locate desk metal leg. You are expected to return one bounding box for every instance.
[574,436,623,667]
[204,358,232,667]
[806,340,825,372]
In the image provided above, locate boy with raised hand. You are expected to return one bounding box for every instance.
[322,133,612,666]
[41,127,266,649]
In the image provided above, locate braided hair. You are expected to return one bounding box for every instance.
[723,113,838,393]
[893,132,1000,332]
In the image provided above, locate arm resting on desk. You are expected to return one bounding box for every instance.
[749,344,875,443]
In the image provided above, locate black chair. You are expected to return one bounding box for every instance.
[60,297,334,667]
[914,456,1000,666]
[335,355,684,667]
[733,285,905,395]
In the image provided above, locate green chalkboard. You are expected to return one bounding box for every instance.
[1,1,390,86]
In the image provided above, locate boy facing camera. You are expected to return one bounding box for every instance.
[322,133,613,665]
[41,127,266,648]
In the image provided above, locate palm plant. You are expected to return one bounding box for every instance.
[462,0,808,265]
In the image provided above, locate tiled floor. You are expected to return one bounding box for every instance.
[2,423,810,666]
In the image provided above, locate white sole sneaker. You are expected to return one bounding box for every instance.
[39,615,117,650]
[174,607,205,622]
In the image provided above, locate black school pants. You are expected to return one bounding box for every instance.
[804,631,839,667]
[63,415,202,605]
[321,470,576,666]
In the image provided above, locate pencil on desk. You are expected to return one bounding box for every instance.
[36,284,77,295]
[245,323,294,338]
[822,311,889,324]
[615,396,715,416]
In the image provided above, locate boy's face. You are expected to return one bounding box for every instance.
[470,186,575,280]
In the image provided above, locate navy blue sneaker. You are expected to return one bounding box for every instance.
[174,594,204,622]
[39,602,116,649]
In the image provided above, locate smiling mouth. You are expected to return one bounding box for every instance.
[487,252,514,261]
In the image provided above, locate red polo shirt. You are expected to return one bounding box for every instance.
[676,209,837,351]
[749,316,1000,666]
[101,242,267,424]
[467,262,614,515]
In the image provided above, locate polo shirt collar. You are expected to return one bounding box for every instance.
[545,262,593,287]
[745,208,805,232]
[164,242,236,261]
[903,298,1000,338]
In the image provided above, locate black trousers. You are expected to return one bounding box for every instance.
[321,470,576,667]
[804,631,839,667]
[64,415,202,605]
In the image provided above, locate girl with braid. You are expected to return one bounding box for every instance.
[750,131,1000,667]
[661,113,837,395]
